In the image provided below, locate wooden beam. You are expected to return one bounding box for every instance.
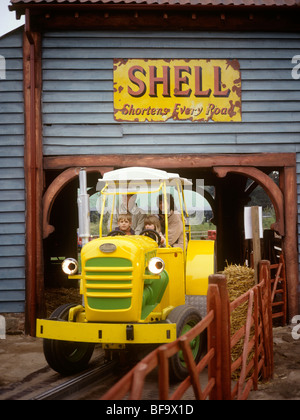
[44,153,296,171]
[23,23,43,336]
[10,6,300,32]
[282,166,299,321]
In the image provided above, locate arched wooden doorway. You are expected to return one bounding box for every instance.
[43,167,113,240]
[26,153,298,334]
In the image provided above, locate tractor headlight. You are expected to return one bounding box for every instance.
[148,257,165,275]
[62,258,78,275]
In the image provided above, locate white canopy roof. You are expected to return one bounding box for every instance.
[97,167,192,191]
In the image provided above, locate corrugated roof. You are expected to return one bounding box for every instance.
[9,0,300,6]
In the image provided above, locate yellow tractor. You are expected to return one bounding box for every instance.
[37,167,214,380]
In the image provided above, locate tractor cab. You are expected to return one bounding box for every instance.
[37,167,214,379]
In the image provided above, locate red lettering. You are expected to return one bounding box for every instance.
[128,66,146,97]
[195,66,211,97]
[174,66,192,97]
[149,66,170,97]
[127,63,232,99]
[213,66,230,97]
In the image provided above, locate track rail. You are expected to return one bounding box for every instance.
[0,350,122,401]
[32,360,117,400]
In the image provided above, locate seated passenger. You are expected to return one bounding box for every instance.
[158,194,185,250]
[115,214,135,235]
[112,194,145,234]
[144,215,166,247]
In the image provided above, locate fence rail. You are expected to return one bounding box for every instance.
[101,260,277,401]
[270,254,287,325]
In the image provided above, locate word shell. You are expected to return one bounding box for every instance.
[113,58,242,123]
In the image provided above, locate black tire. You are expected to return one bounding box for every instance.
[167,305,203,381]
[43,303,95,375]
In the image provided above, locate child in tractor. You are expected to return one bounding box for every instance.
[116,213,135,235]
[144,215,166,247]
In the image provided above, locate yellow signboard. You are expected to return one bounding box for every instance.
[113,59,241,123]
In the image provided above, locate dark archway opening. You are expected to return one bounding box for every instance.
[42,165,282,316]
[43,171,101,315]
[43,171,78,290]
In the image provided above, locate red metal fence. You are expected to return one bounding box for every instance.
[101,260,279,401]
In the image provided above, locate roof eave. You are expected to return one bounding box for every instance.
[9,2,300,16]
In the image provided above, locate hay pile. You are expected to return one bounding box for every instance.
[45,287,82,317]
[222,264,255,379]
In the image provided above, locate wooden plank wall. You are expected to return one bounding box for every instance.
[0,29,25,313]
[42,31,300,156]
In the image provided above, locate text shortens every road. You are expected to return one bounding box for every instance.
[113,59,242,123]
[106,404,193,416]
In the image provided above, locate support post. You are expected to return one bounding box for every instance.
[283,166,299,320]
[251,206,262,284]
[209,274,232,400]
[207,282,222,400]
[23,11,43,335]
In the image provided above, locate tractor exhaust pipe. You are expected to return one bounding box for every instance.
[78,169,90,247]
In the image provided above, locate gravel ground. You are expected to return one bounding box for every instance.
[248,325,300,400]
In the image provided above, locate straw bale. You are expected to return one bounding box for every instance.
[222,264,255,380]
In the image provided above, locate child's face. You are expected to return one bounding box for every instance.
[118,218,131,232]
[145,223,155,231]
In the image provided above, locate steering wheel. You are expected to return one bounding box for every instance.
[140,229,161,246]
[107,230,126,237]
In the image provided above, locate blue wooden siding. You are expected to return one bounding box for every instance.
[42,31,300,156]
[0,29,25,313]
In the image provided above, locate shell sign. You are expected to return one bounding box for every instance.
[113,59,241,123]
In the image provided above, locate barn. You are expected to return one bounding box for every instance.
[0,0,299,335]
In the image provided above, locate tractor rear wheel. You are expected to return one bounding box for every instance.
[167,305,203,381]
[43,303,95,375]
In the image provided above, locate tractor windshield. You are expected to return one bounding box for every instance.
[92,168,206,251]
[97,179,189,250]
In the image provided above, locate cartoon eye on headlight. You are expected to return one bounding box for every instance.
[148,257,165,275]
[62,258,78,275]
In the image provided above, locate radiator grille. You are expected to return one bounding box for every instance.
[85,257,133,310]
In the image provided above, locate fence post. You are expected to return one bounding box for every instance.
[209,274,232,400]
[158,346,169,400]
[207,282,222,400]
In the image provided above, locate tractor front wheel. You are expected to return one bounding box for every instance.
[167,305,203,381]
[43,303,95,375]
